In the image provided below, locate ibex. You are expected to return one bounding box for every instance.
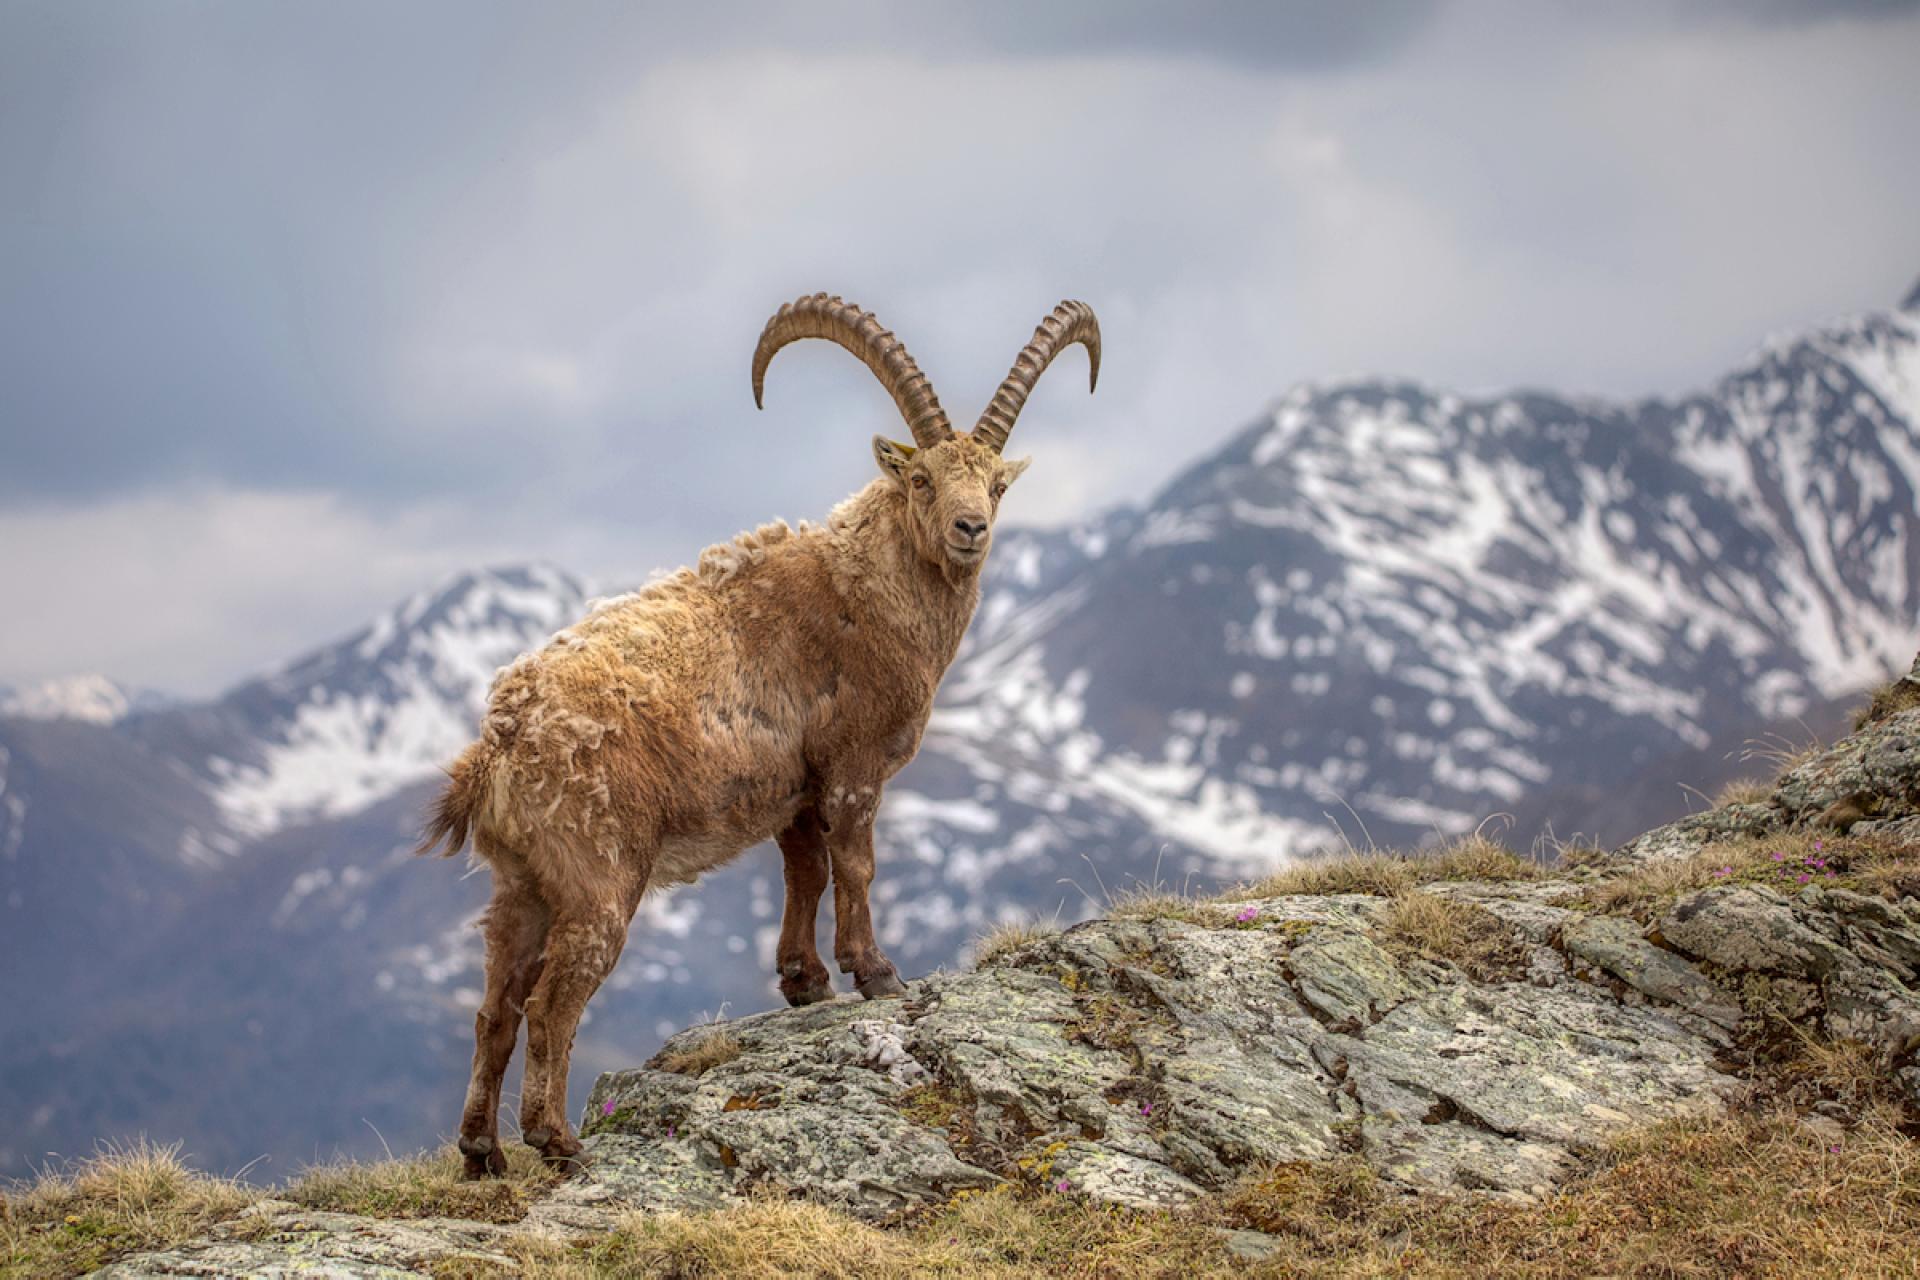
[421,293,1100,1175]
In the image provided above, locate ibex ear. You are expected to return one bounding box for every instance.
[997,456,1032,487]
[872,436,916,484]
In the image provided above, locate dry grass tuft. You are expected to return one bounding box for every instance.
[970,917,1061,968]
[1217,1107,1920,1277]
[1713,776,1773,807]
[654,1026,746,1077]
[1376,892,1530,983]
[1577,829,1920,922]
[473,1106,1920,1278]
[1241,852,1420,899]
[1740,728,1826,780]
[1424,834,1546,881]
[285,1144,558,1224]
[498,1186,1236,1278]
[1239,835,1541,902]
[0,1140,257,1277]
[12,1095,1920,1278]
[1852,675,1920,731]
[1106,885,1213,924]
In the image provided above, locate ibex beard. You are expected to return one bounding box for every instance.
[419,293,1100,1176]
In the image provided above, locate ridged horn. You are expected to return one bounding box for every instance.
[971,301,1100,454]
[751,293,954,449]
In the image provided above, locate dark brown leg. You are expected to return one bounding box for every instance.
[519,904,629,1173]
[827,815,904,999]
[775,808,835,1006]
[458,874,550,1180]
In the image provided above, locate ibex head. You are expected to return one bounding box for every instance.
[752,293,1100,572]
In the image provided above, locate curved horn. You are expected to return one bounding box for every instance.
[971,301,1100,454]
[751,293,953,449]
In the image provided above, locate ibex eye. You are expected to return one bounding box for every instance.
[911,474,928,490]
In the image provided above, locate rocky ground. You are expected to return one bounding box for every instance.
[56,657,1920,1276]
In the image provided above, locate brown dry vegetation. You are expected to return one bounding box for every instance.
[1853,675,1920,730]
[1739,728,1827,780]
[1375,892,1532,982]
[1712,776,1773,807]
[1240,834,1543,900]
[284,1143,558,1224]
[0,1141,254,1278]
[970,917,1062,968]
[10,1071,1920,1277]
[653,1026,746,1077]
[1576,829,1920,922]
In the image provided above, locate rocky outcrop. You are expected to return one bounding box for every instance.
[96,698,1920,1277]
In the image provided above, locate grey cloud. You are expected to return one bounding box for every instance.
[2,1,1919,690]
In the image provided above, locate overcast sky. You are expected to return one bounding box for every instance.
[3,1,1918,695]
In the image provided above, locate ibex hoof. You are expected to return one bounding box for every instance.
[524,1126,589,1176]
[857,971,907,1000]
[458,1134,506,1180]
[543,1147,591,1177]
[784,981,837,1007]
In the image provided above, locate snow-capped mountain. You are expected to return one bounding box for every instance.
[0,675,170,724]
[2,282,1916,1180]
[947,297,1920,862]
[104,565,591,868]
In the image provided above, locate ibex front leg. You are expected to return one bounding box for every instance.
[823,793,904,999]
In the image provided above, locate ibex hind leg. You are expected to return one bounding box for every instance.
[458,860,551,1180]
[518,902,633,1174]
[775,808,836,1006]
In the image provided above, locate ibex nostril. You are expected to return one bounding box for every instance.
[953,516,988,540]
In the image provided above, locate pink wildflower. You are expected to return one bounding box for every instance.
[601,1099,616,1116]
[1054,1178,1071,1193]
[1235,906,1259,924]
[1771,852,1785,862]
[1796,873,1811,884]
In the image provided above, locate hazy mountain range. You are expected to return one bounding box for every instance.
[2,280,1916,1180]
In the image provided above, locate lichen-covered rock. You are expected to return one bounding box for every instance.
[1606,801,1779,867]
[1775,708,1920,829]
[92,1205,526,1278]
[1560,913,1742,1033]
[1657,882,1920,1100]
[568,898,1734,1220]
[96,655,1920,1277]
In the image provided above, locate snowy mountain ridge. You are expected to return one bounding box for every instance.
[204,564,590,836]
[0,674,170,724]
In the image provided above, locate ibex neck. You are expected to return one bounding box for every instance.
[827,481,982,675]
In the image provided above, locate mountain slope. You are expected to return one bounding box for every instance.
[2,284,1916,1179]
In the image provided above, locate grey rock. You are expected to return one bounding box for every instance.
[1560,913,1742,1031]
[1425,879,1586,944]
[92,1208,526,1278]
[575,903,1734,1216]
[1774,707,1920,825]
[1658,884,1920,1096]
[1604,802,1780,868]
